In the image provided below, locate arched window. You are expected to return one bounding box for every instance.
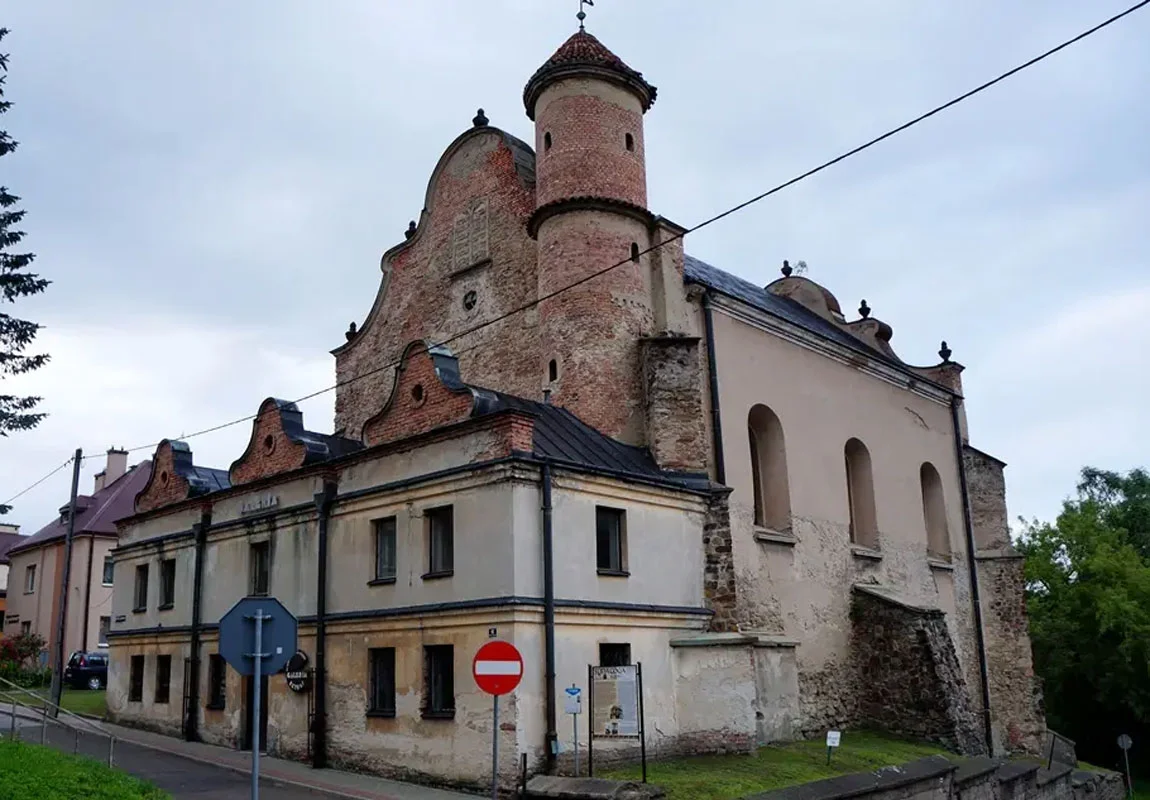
[630,242,640,262]
[625,133,635,151]
[548,359,558,383]
[920,462,950,560]
[844,438,878,549]
[748,405,791,533]
[544,132,552,151]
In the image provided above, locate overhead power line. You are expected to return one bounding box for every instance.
[60,0,1147,465]
[1,456,74,509]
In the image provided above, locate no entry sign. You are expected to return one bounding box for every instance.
[472,640,523,696]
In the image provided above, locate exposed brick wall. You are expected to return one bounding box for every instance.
[362,344,475,447]
[704,489,739,632]
[333,128,540,439]
[229,399,309,486]
[537,210,654,444]
[135,441,193,514]
[534,83,647,208]
[978,554,1046,755]
[641,335,706,471]
[851,586,985,755]
[963,446,1011,550]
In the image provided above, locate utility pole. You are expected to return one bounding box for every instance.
[49,449,83,716]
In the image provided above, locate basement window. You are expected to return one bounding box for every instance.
[368,647,397,717]
[129,656,144,702]
[207,654,227,710]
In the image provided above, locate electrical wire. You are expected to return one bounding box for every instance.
[1,457,74,508]
[73,0,1149,462]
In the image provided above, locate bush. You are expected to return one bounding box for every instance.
[0,632,51,689]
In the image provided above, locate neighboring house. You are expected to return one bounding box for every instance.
[4,451,151,657]
[0,523,26,631]
[106,25,1044,790]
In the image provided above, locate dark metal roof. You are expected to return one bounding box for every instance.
[472,390,710,492]
[0,531,26,565]
[8,461,153,555]
[188,466,230,494]
[683,254,898,366]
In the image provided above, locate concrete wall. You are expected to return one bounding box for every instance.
[708,301,982,736]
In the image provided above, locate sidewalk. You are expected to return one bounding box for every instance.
[98,719,476,800]
[1,705,476,800]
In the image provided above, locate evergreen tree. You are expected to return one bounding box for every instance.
[0,28,49,441]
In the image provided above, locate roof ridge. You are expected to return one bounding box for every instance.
[84,460,151,531]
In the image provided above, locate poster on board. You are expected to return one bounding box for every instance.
[590,665,640,739]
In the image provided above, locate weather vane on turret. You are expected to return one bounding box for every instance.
[578,0,594,31]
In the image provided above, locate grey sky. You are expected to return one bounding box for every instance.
[2,1,1147,533]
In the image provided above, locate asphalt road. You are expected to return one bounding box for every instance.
[2,710,331,799]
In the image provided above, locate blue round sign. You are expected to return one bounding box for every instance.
[217,596,298,677]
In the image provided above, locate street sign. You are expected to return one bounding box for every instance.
[826,731,841,747]
[1118,734,1133,750]
[218,596,297,677]
[564,686,582,715]
[472,640,523,696]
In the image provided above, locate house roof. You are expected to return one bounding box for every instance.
[523,30,657,117]
[0,531,25,565]
[683,254,900,367]
[471,389,711,492]
[7,461,153,556]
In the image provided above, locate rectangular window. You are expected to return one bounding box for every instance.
[207,654,227,710]
[155,654,172,704]
[373,517,397,583]
[423,645,454,718]
[98,616,111,648]
[159,558,176,609]
[250,541,270,596]
[24,564,35,594]
[102,556,114,586]
[595,506,627,574]
[599,642,632,667]
[133,564,149,611]
[129,655,144,702]
[368,647,396,716]
[425,506,454,577]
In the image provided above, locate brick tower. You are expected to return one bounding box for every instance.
[524,29,659,444]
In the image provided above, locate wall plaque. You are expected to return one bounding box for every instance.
[285,650,311,693]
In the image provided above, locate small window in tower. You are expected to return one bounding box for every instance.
[630,243,640,262]
[544,132,552,151]
[548,359,558,383]
[625,133,634,151]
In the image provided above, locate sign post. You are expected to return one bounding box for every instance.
[826,730,841,765]
[473,640,524,800]
[588,663,647,782]
[218,597,298,800]
[1117,735,1133,799]
[564,685,582,775]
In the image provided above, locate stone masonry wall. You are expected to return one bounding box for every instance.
[703,489,739,633]
[641,335,706,471]
[851,586,985,754]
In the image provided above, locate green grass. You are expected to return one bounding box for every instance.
[0,739,168,799]
[15,688,106,718]
[600,730,954,800]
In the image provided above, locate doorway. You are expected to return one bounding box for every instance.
[242,675,269,752]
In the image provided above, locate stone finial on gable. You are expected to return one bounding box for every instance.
[361,341,477,447]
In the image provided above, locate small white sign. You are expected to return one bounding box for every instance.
[826,731,841,747]
[564,686,582,715]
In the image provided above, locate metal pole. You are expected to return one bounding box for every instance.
[587,665,594,777]
[109,736,115,768]
[491,694,500,800]
[1123,749,1132,800]
[49,450,83,717]
[637,663,646,784]
[73,727,79,754]
[252,610,263,800]
[573,704,579,777]
[40,704,47,744]
[9,699,16,739]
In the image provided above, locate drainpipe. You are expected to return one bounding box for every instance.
[702,292,726,484]
[951,396,994,755]
[313,481,338,769]
[186,507,212,742]
[81,536,95,651]
[541,462,558,769]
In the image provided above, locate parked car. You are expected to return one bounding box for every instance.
[63,651,108,690]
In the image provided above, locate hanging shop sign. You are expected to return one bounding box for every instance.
[285,650,311,693]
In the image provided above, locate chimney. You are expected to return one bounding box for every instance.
[103,448,129,488]
[93,470,107,493]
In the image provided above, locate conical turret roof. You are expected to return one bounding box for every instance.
[523,30,657,119]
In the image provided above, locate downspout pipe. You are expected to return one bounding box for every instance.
[313,481,338,769]
[186,507,212,742]
[541,462,558,770]
[702,292,726,484]
[951,396,995,755]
